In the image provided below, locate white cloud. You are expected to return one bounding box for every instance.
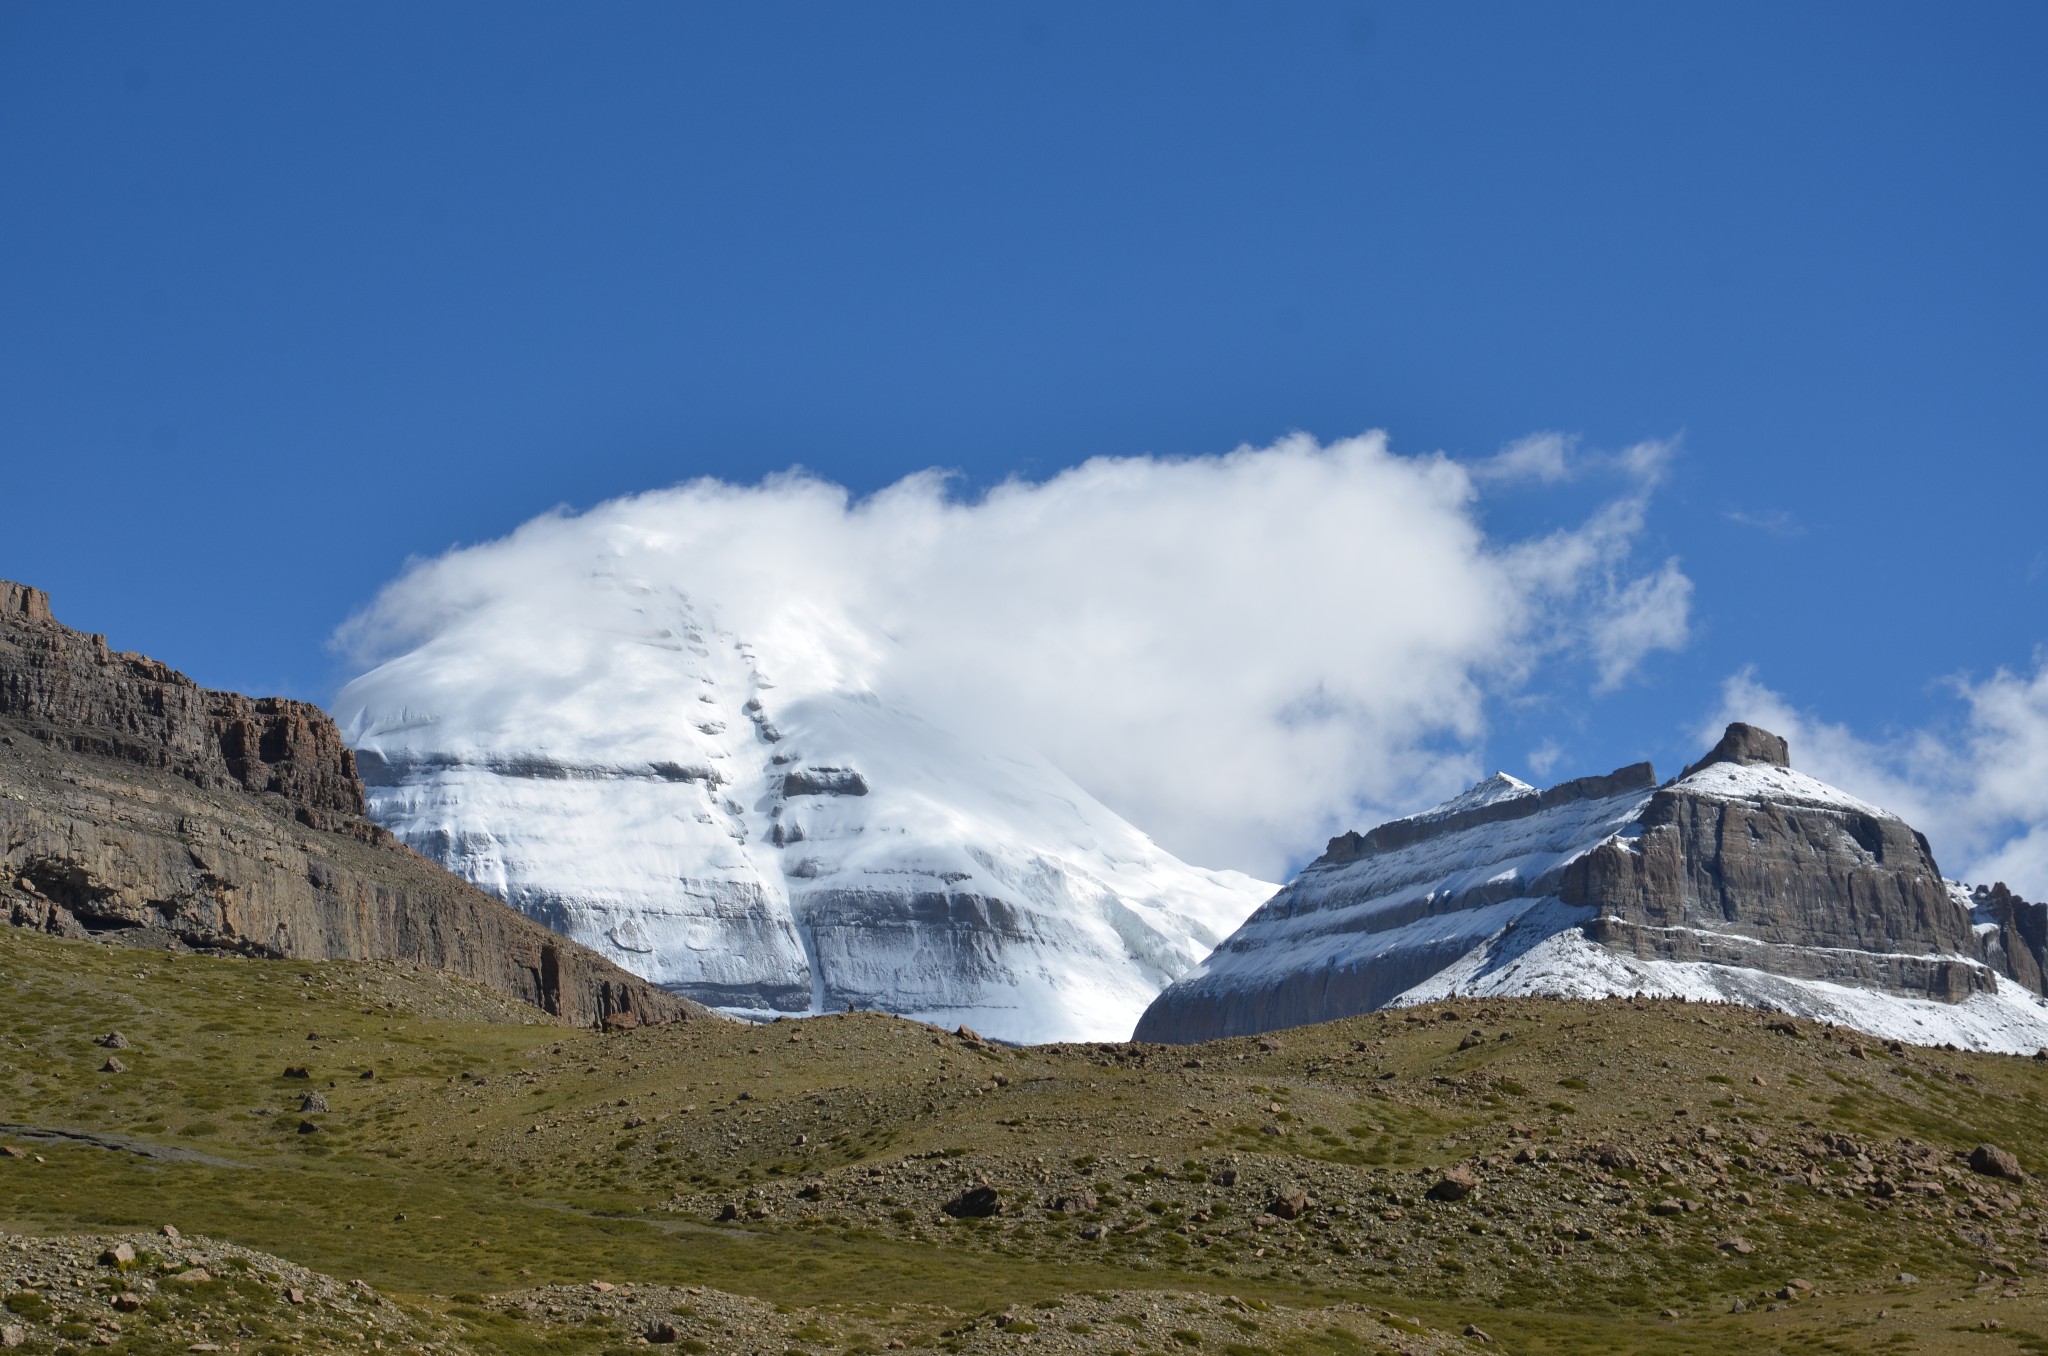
[338,430,1686,879]
[1474,432,1572,485]
[1589,558,1692,692]
[1704,661,2048,899]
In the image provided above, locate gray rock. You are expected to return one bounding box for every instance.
[1969,1144,2025,1182]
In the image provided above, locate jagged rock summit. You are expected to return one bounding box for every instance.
[0,580,698,1028]
[1135,724,2048,1052]
[335,570,1272,1044]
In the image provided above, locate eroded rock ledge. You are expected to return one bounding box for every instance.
[0,580,699,1029]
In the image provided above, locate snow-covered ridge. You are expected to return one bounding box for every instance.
[1418,771,1535,820]
[1136,727,2048,1053]
[336,574,1272,1044]
[1671,759,1893,819]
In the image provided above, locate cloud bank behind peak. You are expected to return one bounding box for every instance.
[336,431,1687,879]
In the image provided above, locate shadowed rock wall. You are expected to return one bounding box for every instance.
[0,581,699,1029]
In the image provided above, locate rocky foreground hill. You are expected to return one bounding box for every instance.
[0,580,698,1029]
[1138,722,2048,1051]
[5,920,2048,1354]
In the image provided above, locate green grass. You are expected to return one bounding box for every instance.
[5,926,2048,1353]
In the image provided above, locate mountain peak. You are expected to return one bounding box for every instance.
[1680,721,1790,779]
[1421,771,1536,820]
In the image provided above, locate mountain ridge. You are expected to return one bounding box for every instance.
[1137,721,2048,1051]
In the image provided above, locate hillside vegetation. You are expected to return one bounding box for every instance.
[4,927,2048,1354]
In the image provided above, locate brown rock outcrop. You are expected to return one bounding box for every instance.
[1560,768,1984,1000]
[0,581,700,1030]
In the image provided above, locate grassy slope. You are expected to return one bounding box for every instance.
[4,926,2048,1354]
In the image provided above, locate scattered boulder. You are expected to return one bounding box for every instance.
[167,1268,212,1285]
[113,1292,142,1311]
[1593,1144,1639,1172]
[1,1325,23,1348]
[99,1055,126,1073]
[296,1120,319,1135]
[299,1092,330,1114]
[97,1032,129,1049]
[602,1011,640,1032]
[1052,1189,1098,1214]
[1214,1167,1238,1188]
[1269,1189,1309,1220]
[160,1224,180,1241]
[283,1066,310,1080]
[1970,1144,2025,1182]
[1651,1199,1686,1217]
[943,1184,1002,1218]
[98,1242,135,1268]
[646,1321,680,1344]
[1427,1168,1479,1202]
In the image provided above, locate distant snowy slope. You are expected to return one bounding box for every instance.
[335,573,1269,1043]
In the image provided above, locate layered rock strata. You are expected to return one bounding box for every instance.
[1136,722,2048,1051]
[0,581,697,1029]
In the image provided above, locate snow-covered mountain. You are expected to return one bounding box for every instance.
[1136,723,2048,1053]
[333,574,1270,1043]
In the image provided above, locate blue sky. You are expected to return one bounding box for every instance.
[4,3,2045,883]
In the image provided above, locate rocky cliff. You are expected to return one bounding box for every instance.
[1135,722,2048,1052]
[0,581,700,1029]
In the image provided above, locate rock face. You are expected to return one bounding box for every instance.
[335,571,1270,1044]
[1135,724,2048,1052]
[0,581,697,1029]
